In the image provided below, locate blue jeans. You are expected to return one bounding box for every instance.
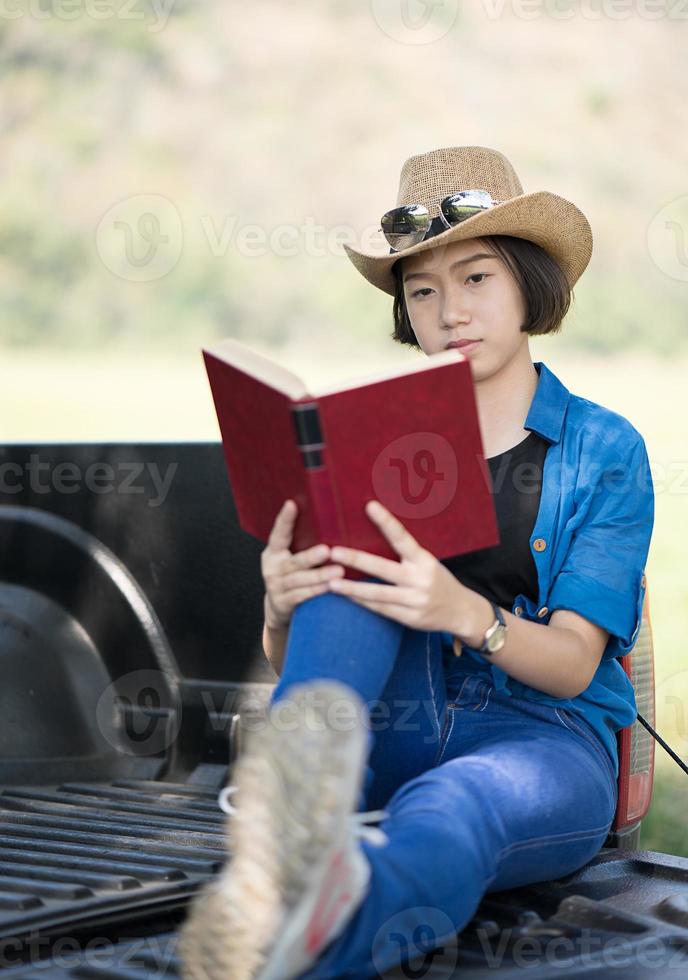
[269,589,618,980]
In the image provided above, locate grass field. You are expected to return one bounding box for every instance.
[2,342,686,853]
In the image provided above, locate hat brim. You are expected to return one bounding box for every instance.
[343,191,592,295]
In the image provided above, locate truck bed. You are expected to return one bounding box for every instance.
[1,442,686,978]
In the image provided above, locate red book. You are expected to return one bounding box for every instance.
[203,340,499,579]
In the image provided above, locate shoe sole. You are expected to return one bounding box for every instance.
[178,679,370,980]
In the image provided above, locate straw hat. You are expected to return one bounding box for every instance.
[343,145,593,296]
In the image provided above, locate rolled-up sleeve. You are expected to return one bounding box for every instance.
[547,435,654,659]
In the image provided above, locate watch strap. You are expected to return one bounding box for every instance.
[478,600,506,656]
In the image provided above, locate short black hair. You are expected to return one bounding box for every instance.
[391,235,572,350]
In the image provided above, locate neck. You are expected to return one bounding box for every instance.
[474,345,539,456]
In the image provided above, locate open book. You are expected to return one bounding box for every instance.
[203,339,499,579]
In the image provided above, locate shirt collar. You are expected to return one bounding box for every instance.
[525,361,570,445]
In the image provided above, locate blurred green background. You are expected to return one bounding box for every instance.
[1,1,686,854]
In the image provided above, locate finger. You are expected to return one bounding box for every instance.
[266,499,298,551]
[340,595,416,626]
[292,543,331,568]
[329,578,418,606]
[273,545,330,581]
[265,544,330,584]
[365,500,423,561]
[282,565,344,591]
[282,582,334,606]
[328,547,404,582]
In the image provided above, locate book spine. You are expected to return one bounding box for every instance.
[290,402,342,545]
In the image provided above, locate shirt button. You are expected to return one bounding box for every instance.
[537,606,549,618]
[641,573,647,588]
[514,606,523,616]
[533,538,547,552]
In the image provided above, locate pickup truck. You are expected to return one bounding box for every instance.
[1,441,687,979]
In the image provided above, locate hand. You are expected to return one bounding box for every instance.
[261,499,345,631]
[327,499,469,633]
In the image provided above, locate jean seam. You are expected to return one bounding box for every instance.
[425,630,441,746]
[455,674,471,705]
[554,708,616,785]
[470,686,487,711]
[434,678,493,765]
[433,709,452,768]
[436,708,456,766]
[449,674,473,711]
[495,821,613,861]
[476,685,492,712]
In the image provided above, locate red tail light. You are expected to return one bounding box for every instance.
[613,584,655,831]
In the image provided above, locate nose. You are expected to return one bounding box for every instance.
[440,281,471,330]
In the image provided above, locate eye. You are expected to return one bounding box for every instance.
[411,287,434,298]
[467,273,488,284]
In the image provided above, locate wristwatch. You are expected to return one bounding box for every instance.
[478,600,507,657]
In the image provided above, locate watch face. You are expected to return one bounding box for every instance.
[487,627,506,653]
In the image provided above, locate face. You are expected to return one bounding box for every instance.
[400,237,529,382]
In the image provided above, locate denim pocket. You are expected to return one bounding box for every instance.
[448,674,493,712]
[434,676,497,767]
[554,707,617,788]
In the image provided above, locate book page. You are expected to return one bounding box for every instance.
[202,338,309,400]
[309,347,467,397]
[203,338,467,401]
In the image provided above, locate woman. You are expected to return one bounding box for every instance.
[179,146,654,980]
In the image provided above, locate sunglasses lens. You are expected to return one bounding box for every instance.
[381,204,430,251]
[441,190,494,225]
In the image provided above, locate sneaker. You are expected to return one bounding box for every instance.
[177,679,390,980]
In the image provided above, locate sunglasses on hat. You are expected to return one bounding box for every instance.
[380,189,502,253]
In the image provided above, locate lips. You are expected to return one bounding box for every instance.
[445,340,481,349]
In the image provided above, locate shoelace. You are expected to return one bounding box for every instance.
[218,785,390,847]
[350,809,390,847]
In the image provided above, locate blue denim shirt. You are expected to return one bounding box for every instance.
[441,360,655,779]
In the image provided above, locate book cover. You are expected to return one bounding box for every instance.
[203,339,499,576]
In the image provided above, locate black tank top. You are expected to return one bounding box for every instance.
[440,430,549,609]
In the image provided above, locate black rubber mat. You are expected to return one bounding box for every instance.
[0,777,228,950]
[2,850,688,978]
